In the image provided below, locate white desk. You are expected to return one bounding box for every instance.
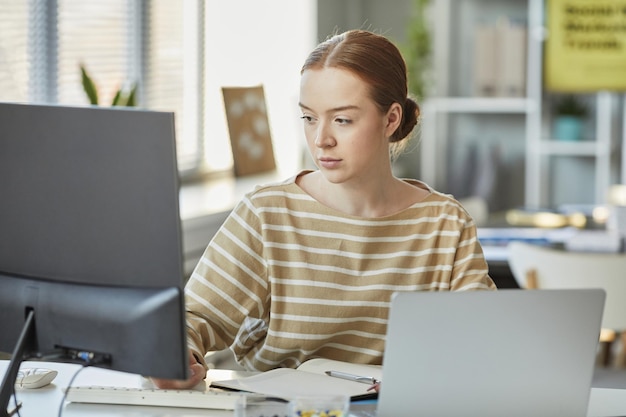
[3,361,626,417]
[2,361,234,417]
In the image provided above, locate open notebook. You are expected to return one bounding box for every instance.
[372,289,605,417]
[210,358,380,401]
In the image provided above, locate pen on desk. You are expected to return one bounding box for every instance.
[324,370,379,385]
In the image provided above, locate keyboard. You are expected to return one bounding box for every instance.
[64,385,269,410]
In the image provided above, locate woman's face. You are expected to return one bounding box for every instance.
[299,67,401,185]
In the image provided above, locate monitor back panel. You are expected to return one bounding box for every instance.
[0,103,183,288]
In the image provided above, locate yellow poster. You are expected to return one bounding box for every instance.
[545,0,626,91]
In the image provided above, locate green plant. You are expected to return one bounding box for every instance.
[401,0,432,100]
[553,95,587,118]
[80,63,137,107]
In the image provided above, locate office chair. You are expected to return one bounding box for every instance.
[507,241,626,368]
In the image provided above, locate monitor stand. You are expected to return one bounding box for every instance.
[0,310,35,417]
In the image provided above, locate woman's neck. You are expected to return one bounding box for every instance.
[297,170,429,218]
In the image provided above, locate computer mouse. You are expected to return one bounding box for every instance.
[15,368,58,389]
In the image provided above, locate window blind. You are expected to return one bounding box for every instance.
[144,1,203,173]
[0,1,30,103]
[57,0,130,105]
[0,0,315,178]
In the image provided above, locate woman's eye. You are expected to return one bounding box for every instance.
[300,115,314,123]
[335,117,351,125]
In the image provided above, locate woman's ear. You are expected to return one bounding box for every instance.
[385,102,403,138]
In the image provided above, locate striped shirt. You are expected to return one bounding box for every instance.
[185,171,496,371]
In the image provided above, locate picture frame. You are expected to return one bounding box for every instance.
[222,85,276,176]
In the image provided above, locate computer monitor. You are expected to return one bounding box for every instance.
[0,102,188,415]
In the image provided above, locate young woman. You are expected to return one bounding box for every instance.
[154,29,495,390]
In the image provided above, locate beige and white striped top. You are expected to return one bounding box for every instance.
[185,171,496,371]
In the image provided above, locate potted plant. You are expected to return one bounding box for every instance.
[552,94,587,141]
[80,63,137,107]
[401,0,432,101]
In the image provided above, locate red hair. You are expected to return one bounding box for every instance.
[301,30,420,146]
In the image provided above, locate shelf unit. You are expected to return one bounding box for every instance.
[525,0,621,207]
[420,97,532,195]
[419,0,625,210]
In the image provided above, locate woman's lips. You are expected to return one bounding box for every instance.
[318,157,342,169]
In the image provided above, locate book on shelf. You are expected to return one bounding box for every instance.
[473,17,527,98]
[473,24,498,96]
[208,358,381,401]
[497,19,527,97]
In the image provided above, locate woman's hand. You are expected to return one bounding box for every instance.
[151,351,207,390]
[367,382,380,393]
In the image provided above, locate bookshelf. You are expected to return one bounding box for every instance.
[524,0,622,208]
[419,0,625,211]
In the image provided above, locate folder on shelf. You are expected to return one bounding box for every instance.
[473,24,498,96]
[497,19,527,97]
[473,17,527,97]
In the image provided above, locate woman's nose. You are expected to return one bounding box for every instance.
[314,123,335,148]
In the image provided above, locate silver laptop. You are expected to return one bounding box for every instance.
[364,289,605,417]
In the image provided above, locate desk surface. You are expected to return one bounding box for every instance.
[3,360,626,417]
[3,360,234,417]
